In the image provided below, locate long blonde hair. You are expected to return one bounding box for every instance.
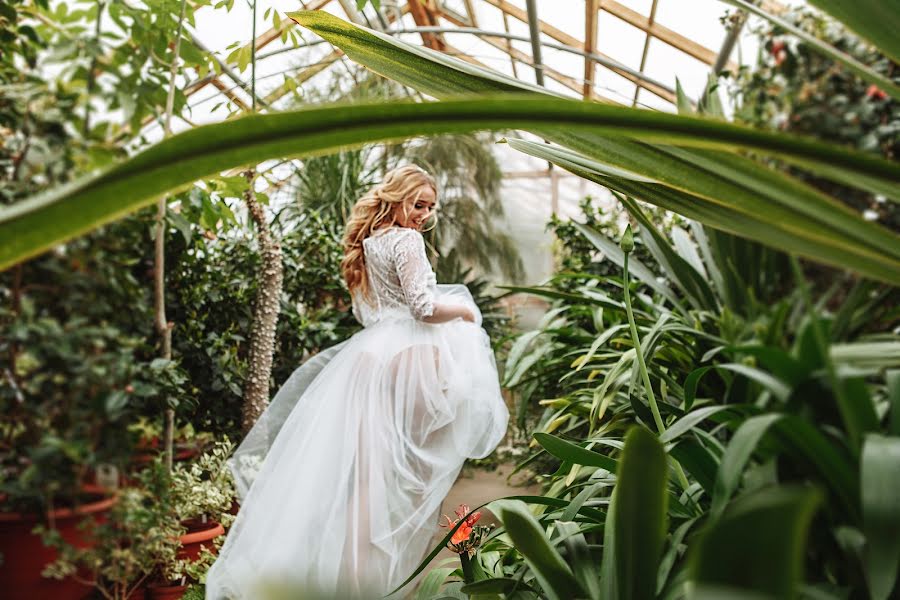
[342,164,438,299]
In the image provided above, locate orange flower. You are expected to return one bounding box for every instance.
[440,503,491,555]
[451,522,473,545]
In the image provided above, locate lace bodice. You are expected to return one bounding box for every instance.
[351,226,437,326]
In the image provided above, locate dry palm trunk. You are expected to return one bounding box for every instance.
[241,168,284,434]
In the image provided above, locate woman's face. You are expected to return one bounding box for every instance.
[396,185,437,231]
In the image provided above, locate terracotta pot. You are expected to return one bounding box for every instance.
[146,582,187,600]
[0,486,116,600]
[177,519,225,561]
[125,584,148,600]
[130,442,198,467]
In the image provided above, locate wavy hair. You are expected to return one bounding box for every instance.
[341,164,437,299]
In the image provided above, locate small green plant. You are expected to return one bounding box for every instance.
[169,437,236,527]
[36,460,184,600]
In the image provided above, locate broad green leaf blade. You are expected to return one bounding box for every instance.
[889,371,900,436]
[861,434,900,600]
[415,564,459,600]
[555,521,602,600]
[689,485,823,599]
[718,0,900,97]
[492,499,585,600]
[292,9,900,203]
[459,577,542,595]
[660,406,739,444]
[504,136,900,285]
[9,94,898,274]
[599,426,668,600]
[533,432,618,473]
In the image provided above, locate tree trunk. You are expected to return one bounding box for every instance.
[241,168,284,434]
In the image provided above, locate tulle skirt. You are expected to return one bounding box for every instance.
[205,285,509,599]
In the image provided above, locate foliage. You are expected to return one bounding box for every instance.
[36,460,184,600]
[729,5,899,230]
[0,251,188,513]
[548,195,658,284]
[169,437,236,528]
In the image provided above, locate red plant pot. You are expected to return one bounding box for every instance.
[0,486,116,600]
[146,582,188,600]
[177,519,225,562]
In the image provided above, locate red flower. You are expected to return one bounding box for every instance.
[866,84,888,101]
[440,504,483,546]
[769,39,787,66]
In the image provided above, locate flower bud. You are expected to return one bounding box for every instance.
[620,224,634,253]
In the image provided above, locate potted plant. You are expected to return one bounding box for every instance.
[0,306,155,599]
[35,460,184,600]
[145,438,236,600]
[128,417,214,467]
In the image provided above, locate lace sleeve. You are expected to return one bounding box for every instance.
[351,293,363,325]
[393,229,436,321]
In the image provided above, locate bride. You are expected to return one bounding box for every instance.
[205,164,510,599]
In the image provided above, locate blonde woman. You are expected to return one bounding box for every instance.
[206,165,509,599]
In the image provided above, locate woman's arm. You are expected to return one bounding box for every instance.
[422,303,475,324]
[394,229,474,324]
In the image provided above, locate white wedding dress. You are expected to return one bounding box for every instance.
[205,226,509,599]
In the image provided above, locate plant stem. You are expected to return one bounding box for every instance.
[623,253,665,433]
[459,551,475,584]
[622,252,691,492]
[159,0,188,473]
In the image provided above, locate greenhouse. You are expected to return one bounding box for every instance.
[1,0,898,599]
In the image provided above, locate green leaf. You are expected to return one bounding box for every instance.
[507,137,900,285]
[493,499,584,600]
[669,437,719,494]
[689,485,823,599]
[555,521,601,600]
[7,102,899,283]
[660,405,739,444]
[712,414,858,520]
[888,371,900,436]
[416,564,460,599]
[459,578,541,595]
[599,426,668,600]
[861,434,900,600]
[573,222,683,312]
[533,432,617,473]
[289,10,900,276]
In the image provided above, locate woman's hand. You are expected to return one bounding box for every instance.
[422,303,477,324]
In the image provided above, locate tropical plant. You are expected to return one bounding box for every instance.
[397,205,899,597]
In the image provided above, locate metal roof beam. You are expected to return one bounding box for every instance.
[524,0,545,86]
[481,0,676,103]
[632,0,658,107]
[584,0,599,99]
[599,0,737,71]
